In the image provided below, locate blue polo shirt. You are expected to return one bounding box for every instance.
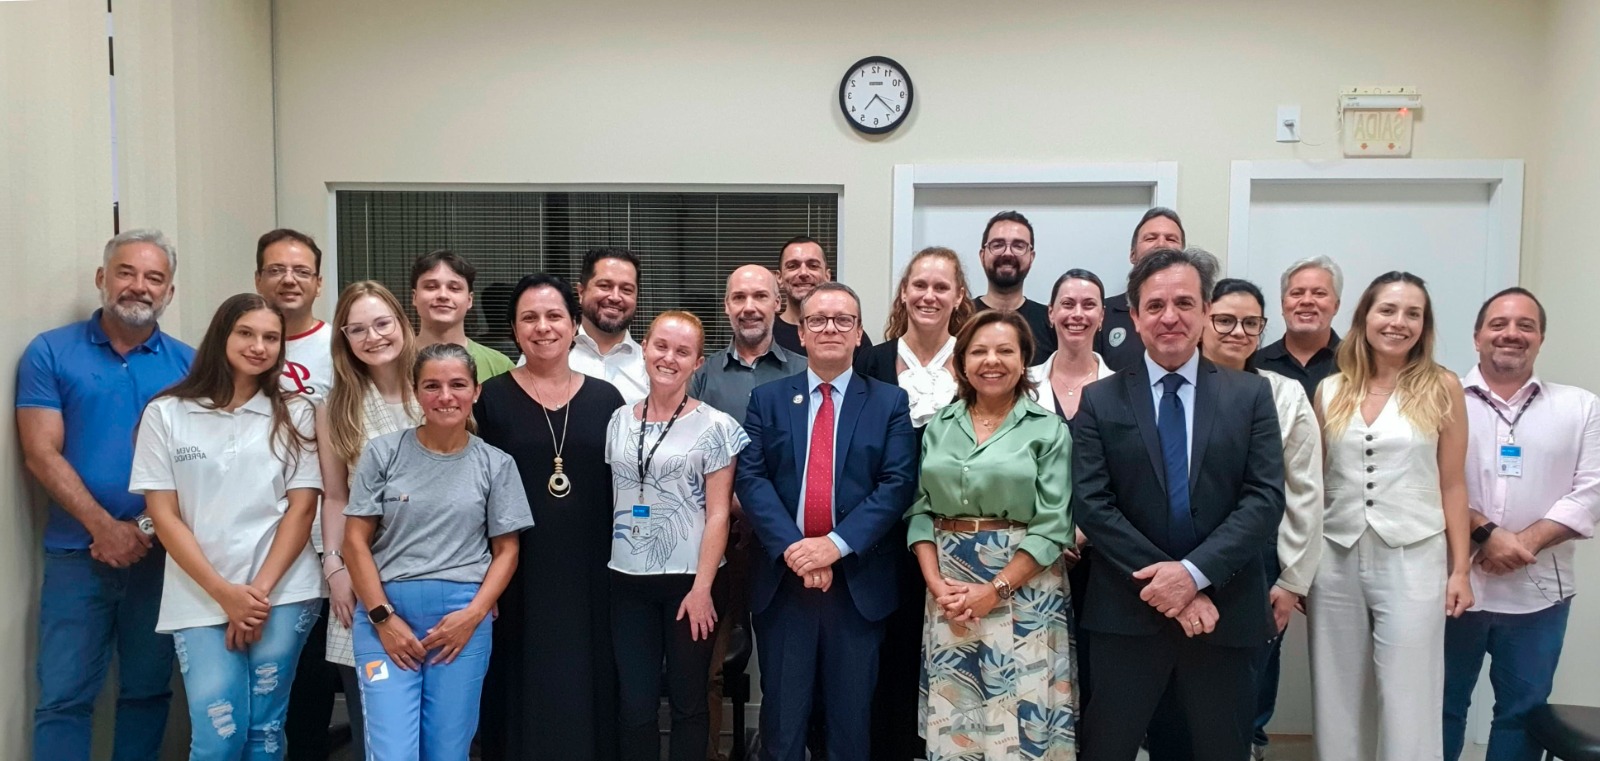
[16,310,195,550]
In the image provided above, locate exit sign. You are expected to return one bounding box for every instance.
[1343,108,1413,157]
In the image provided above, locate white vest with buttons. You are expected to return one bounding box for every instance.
[1320,375,1445,548]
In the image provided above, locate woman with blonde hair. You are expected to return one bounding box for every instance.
[312,281,421,758]
[1309,271,1473,761]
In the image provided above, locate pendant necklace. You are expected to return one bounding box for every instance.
[540,372,575,498]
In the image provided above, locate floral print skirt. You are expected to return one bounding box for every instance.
[920,525,1077,760]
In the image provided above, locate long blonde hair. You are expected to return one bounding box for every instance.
[326,282,418,465]
[1323,272,1453,437]
[884,246,975,341]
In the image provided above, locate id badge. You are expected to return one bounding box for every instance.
[631,504,650,536]
[1498,445,1523,477]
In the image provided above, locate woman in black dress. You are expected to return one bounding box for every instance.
[475,274,625,761]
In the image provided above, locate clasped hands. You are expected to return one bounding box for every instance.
[1133,561,1218,638]
[784,537,841,592]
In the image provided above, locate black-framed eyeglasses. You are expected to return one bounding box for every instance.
[983,239,1033,255]
[1211,315,1267,336]
[340,315,401,342]
[802,314,860,333]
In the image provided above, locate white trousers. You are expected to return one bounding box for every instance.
[1308,529,1447,761]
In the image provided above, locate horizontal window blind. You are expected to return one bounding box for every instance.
[335,190,839,357]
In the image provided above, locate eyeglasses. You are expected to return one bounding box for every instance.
[340,315,401,342]
[261,265,318,281]
[1211,315,1267,336]
[802,314,860,333]
[983,239,1033,255]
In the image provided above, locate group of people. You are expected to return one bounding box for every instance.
[16,208,1596,761]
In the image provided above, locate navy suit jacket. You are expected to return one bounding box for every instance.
[1070,355,1286,647]
[736,370,918,622]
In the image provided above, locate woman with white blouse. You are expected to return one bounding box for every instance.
[1028,268,1116,421]
[605,310,748,761]
[130,293,323,760]
[854,245,975,427]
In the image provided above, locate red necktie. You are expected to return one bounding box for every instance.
[803,383,835,538]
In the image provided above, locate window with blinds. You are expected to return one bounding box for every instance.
[335,189,840,358]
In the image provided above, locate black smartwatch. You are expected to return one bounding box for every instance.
[1471,521,1499,545]
[367,603,395,625]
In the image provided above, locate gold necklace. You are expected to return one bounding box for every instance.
[528,370,575,498]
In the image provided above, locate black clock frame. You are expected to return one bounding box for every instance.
[839,55,913,135]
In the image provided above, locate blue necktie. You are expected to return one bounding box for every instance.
[1158,372,1197,555]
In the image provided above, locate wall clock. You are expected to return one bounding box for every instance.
[839,56,912,134]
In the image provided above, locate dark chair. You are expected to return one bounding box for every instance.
[1527,703,1600,761]
[723,619,754,761]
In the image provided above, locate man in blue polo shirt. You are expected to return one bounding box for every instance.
[16,229,195,761]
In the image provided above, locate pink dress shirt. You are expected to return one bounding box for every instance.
[1463,366,1600,614]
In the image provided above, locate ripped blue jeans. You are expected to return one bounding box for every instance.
[172,599,320,760]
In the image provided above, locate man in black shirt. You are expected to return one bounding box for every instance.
[772,235,871,359]
[1253,255,1344,400]
[1098,207,1187,371]
[972,210,1055,364]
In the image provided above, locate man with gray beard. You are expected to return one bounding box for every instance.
[16,230,195,761]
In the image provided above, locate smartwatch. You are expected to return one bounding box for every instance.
[367,603,395,625]
[1471,521,1499,545]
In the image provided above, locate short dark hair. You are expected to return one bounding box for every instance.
[256,229,322,274]
[410,249,478,291]
[779,235,825,265]
[506,273,580,327]
[981,210,1034,249]
[1127,248,1216,313]
[1130,207,1186,252]
[1474,286,1547,334]
[952,309,1038,406]
[1049,268,1105,304]
[1211,278,1265,310]
[579,247,641,286]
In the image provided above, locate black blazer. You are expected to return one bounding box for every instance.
[852,338,900,385]
[1069,355,1285,647]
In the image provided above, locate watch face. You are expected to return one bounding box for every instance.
[840,56,912,135]
[369,605,391,624]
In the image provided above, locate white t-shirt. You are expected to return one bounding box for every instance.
[130,392,324,633]
[282,321,334,403]
[605,403,748,575]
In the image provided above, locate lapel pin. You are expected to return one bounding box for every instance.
[793,394,804,405]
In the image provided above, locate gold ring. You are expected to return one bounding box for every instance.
[1191,620,1201,627]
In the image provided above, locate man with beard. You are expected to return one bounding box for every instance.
[573,246,649,403]
[1254,256,1344,400]
[973,210,1055,365]
[411,249,515,381]
[690,264,801,761]
[1098,208,1186,372]
[17,230,195,761]
[254,228,333,401]
[772,236,870,359]
[1443,287,1600,761]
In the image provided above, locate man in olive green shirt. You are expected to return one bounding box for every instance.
[411,250,515,381]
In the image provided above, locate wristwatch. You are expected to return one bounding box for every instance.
[367,603,395,625]
[135,513,156,537]
[992,576,1015,601]
[1471,521,1499,544]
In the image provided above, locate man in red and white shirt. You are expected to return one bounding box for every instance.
[1445,287,1600,761]
[254,228,332,402]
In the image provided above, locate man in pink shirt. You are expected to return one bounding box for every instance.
[1444,287,1600,761]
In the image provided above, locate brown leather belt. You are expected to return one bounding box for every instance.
[933,517,1024,532]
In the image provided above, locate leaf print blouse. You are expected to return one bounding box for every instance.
[604,402,750,575]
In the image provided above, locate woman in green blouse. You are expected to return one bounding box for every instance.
[906,309,1076,760]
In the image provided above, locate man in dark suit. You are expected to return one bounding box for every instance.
[736,282,918,761]
[1072,248,1286,761]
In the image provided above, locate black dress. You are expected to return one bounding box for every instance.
[476,373,625,761]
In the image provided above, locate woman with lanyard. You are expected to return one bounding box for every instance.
[343,342,532,759]
[904,309,1076,759]
[475,274,627,761]
[604,310,748,761]
[129,293,323,759]
[1310,272,1472,761]
[312,281,420,758]
[853,245,974,760]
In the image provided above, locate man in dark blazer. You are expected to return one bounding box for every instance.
[736,281,918,761]
[1072,248,1286,761]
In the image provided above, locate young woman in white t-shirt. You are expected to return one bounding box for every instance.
[604,310,748,761]
[130,293,323,760]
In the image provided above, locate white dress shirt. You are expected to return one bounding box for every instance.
[798,368,855,557]
[1142,351,1205,587]
[1463,366,1600,614]
[570,325,649,404]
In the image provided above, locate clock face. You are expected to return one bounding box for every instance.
[840,56,912,135]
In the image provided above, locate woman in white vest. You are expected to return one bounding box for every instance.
[1309,271,1474,761]
[313,281,421,760]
